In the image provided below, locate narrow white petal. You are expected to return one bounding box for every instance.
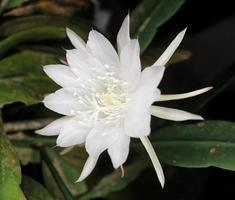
[43,64,79,88]
[66,28,86,51]
[140,136,165,188]
[120,39,141,90]
[159,87,213,101]
[117,14,130,54]
[56,120,90,147]
[76,155,98,182]
[153,29,187,66]
[35,116,72,136]
[86,30,119,67]
[108,133,130,169]
[43,89,81,116]
[124,111,151,138]
[150,106,204,121]
[85,121,119,155]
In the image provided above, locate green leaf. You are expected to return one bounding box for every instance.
[0,51,59,106]
[0,15,89,37]
[147,121,235,170]
[41,147,87,199]
[0,26,65,57]
[0,15,89,56]
[0,0,27,13]
[0,116,26,200]
[80,158,147,200]
[131,0,185,52]
[21,175,54,200]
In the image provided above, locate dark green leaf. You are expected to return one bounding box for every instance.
[131,0,185,52]
[21,175,54,200]
[80,158,147,200]
[0,51,59,106]
[0,15,89,56]
[0,116,26,199]
[0,15,89,38]
[0,0,27,13]
[146,121,235,170]
[0,26,65,57]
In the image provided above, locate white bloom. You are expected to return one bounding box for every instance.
[36,14,212,187]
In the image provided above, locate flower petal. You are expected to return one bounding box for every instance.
[66,50,94,79]
[120,39,141,90]
[76,155,98,182]
[140,65,165,91]
[43,89,81,116]
[124,111,151,138]
[153,29,186,66]
[150,106,204,121]
[129,65,164,112]
[117,14,130,54]
[66,28,86,52]
[140,136,165,188]
[66,49,107,83]
[108,133,130,169]
[159,87,213,101]
[56,119,90,147]
[86,30,119,67]
[35,116,72,136]
[85,121,120,156]
[43,64,79,88]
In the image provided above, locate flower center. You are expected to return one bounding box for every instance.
[95,77,129,121]
[71,65,130,124]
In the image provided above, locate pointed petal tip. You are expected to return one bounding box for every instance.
[181,27,187,34]
[66,27,76,38]
[191,115,204,121]
[42,65,48,72]
[177,28,187,40]
[160,177,165,188]
[35,127,52,136]
[207,86,214,90]
[75,177,83,183]
[198,116,204,121]
[35,129,43,135]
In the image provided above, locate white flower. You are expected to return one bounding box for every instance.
[36,14,212,187]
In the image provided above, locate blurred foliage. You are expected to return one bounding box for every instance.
[41,147,87,198]
[21,175,54,200]
[0,116,26,199]
[0,51,59,106]
[1,0,235,199]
